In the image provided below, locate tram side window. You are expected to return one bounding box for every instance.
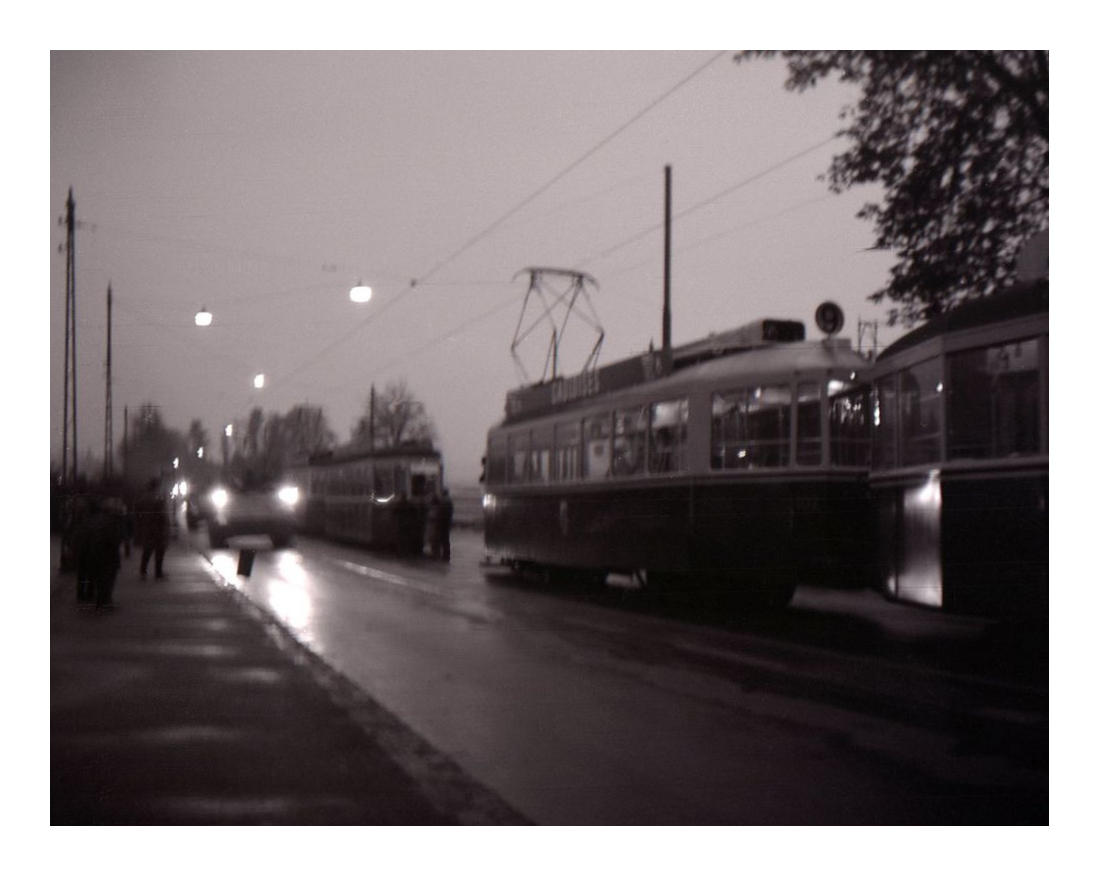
[353,461,369,496]
[613,406,648,477]
[899,359,943,466]
[486,438,507,486]
[830,385,872,467]
[948,337,1041,459]
[508,432,530,484]
[711,385,791,469]
[872,377,898,470]
[374,464,395,499]
[530,428,552,484]
[649,398,688,474]
[554,422,581,482]
[583,415,612,479]
[796,382,822,466]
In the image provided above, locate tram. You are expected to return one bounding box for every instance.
[483,307,874,606]
[869,277,1048,614]
[287,444,444,554]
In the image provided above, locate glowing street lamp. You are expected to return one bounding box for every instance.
[195,307,212,327]
[349,281,372,304]
[253,374,266,389]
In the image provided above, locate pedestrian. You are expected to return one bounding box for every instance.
[431,489,453,562]
[74,498,124,610]
[134,477,170,580]
[66,495,94,603]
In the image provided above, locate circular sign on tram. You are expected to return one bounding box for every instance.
[815,301,845,336]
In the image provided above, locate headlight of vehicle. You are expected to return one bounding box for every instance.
[277,485,300,507]
[211,488,229,509]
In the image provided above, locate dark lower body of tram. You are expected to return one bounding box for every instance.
[871,461,1048,615]
[484,473,872,605]
[298,496,428,555]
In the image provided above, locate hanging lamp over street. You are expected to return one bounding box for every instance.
[349,280,372,304]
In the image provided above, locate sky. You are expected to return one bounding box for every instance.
[49,50,908,485]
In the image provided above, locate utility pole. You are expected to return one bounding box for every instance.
[662,165,672,355]
[369,384,376,452]
[104,284,114,480]
[61,188,78,485]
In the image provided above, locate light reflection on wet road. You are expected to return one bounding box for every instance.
[195,527,1046,825]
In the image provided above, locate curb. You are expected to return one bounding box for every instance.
[196,545,531,825]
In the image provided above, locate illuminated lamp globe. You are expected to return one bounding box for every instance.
[195,307,213,327]
[350,283,373,304]
[254,374,265,389]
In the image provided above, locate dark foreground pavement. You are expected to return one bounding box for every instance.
[50,536,529,825]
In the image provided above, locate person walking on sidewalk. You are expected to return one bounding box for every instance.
[74,498,124,610]
[134,477,170,580]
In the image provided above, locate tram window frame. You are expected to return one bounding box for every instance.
[486,437,507,486]
[554,421,582,482]
[649,397,688,474]
[508,431,530,484]
[947,336,1041,460]
[613,406,649,477]
[530,427,553,484]
[583,414,612,479]
[796,382,822,466]
[711,384,792,470]
[898,358,943,467]
[871,376,899,470]
[374,464,395,499]
[829,383,872,467]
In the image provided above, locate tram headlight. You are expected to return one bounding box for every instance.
[277,485,300,507]
[211,488,229,509]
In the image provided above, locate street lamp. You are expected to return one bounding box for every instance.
[195,307,212,327]
[350,280,372,304]
[253,374,265,389]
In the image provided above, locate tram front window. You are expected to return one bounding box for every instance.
[797,382,822,466]
[948,337,1041,459]
[829,385,871,467]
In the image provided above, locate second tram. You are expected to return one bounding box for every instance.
[869,278,1048,614]
[483,311,874,606]
[288,445,444,554]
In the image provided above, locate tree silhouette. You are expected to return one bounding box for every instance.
[739,51,1048,325]
[351,380,436,450]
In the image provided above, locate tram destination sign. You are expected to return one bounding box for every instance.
[505,349,669,420]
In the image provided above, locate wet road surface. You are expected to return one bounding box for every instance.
[192,526,1047,825]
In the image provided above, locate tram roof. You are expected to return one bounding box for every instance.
[293,443,441,468]
[495,336,869,428]
[877,278,1049,362]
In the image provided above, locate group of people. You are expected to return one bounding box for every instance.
[67,477,172,610]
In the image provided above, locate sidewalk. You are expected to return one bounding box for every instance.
[50,536,528,825]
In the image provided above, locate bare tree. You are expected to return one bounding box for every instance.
[351,379,436,450]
